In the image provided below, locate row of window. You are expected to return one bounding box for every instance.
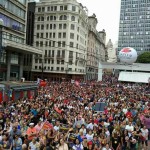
[37,5,76,12]
[0,0,26,7]
[0,0,26,19]
[34,65,85,72]
[3,32,25,44]
[37,15,76,21]
[36,23,77,31]
[0,14,25,32]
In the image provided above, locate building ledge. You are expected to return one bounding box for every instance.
[4,40,43,54]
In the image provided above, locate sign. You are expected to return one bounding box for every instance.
[95,102,107,112]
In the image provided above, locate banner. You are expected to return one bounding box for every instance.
[42,121,53,130]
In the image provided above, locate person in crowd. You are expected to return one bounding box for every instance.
[0,74,148,150]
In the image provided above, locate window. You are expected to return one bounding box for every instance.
[53,33,55,38]
[42,7,45,12]
[38,17,40,21]
[58,33,61,38]
[51,6,53,11]
[46,24,49,29]
[41,25,44,30]
[63,24,67,29]
[38,7,41,12]
[51,67,53,70]
[70,42,74,47]
[64,5,68,10]
[35,66,37,69]
[52,50,54,57]
[61,60,64,64]
[50,24,52,29]
[49,33,52,38]
[37,25,40,30]
[11,53,18,64]
[47,16,49,21]
[58,41,61,47]
[71,24,75,30]
[41,33,43,38]
[41,16,44,21]
[62,50,65,57]
[51,60,54,64]
[64,15,67,20]
[57,67,59,71]
[54,6,57,11]
[37,33,39,38]
[60,6,63,10]
[72,6,76,11]
[50,16,53,20]
[59,24,62,29]
[54,24,56,29]
[61,67,64,71]
[57,60,60,64]
[71,16,75,21]
[70,33,74,39]
[62,41,65,47]
[63,33,66,38]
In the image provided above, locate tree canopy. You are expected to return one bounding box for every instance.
[137,52,150,63]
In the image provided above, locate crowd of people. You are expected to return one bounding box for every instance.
[0,75,149,150]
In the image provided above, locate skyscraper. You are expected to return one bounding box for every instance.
[118,0,150,54]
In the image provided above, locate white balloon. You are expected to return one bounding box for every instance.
[119,47,138,64]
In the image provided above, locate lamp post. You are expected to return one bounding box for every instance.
[0,18,4,60]
[0,19,4,81]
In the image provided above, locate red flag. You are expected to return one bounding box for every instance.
[42,121,53,130]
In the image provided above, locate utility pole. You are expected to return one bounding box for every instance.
[0,19,4,81]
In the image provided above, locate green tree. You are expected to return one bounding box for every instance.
[137,52,150,63]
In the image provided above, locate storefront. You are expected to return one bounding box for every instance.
[0,81,38,102]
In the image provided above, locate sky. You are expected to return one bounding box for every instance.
[77,0,121,44]
[35,0,121,44]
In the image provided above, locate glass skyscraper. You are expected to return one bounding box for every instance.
[118,0,150,54]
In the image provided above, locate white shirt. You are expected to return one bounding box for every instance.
[86,134,94,141]
[87,123,98,130]
[29,142,40,150]
[72,144,83,150]
[125,125,134,132]
[54,126,59,131]
[141,128,149,140]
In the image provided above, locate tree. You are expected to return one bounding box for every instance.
[137,52,150,63]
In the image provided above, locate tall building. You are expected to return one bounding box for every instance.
[32,0,88,81]
[118,0,150,54]
[0,0,42,81]
[86,14,106,80]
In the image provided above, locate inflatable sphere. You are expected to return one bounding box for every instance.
[119,47,137,64]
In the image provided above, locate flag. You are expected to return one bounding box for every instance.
[42,121,53,130]
[75,81,79,86]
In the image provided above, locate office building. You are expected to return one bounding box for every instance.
[118,0,150,54]
[32,0,88,81]
[0,0,42,81]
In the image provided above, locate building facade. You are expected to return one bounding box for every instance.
[106,39,117,63]
[0,0,42,81]
[86,14,106,80]
[118,0,150,54]
[32,0,88,81]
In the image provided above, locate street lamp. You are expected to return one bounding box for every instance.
[0,18,4,59]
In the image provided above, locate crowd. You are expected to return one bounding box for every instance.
[0,75,149,150]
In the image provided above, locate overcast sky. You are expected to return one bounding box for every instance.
[35,0,121,44]
[77,0,121,44]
